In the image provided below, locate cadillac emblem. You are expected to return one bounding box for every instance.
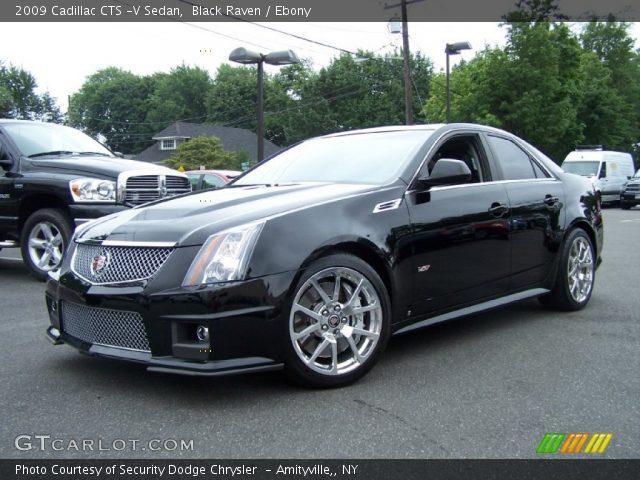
[90,253,110,276]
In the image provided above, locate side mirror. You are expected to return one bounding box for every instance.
[418,158,472,188]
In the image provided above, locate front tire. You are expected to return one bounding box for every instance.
[539,228,595,311]
[284,254,391,388]
[20,208,73,281]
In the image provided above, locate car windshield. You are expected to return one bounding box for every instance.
[234,130,432,186]
[3,123,113,158]
[562,161,599,177]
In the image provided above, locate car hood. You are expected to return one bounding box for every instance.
[77,183,378,246]
[23,156,179,179]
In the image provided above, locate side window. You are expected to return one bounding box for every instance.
[487,135,537,180]
[531,160,549,178]
[187,175,201,190]
[423,134,489,184]
[202,174,226,189]
[599,162,607,179]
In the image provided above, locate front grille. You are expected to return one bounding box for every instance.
[124,174,191,205]
[72,243,174,284]
[61,302,150,352]
[624,183,640,193]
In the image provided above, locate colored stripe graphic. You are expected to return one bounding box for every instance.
[585,433,613,454]
[538,433,613,454]
[560,433,589,453]
[537,433,566,453]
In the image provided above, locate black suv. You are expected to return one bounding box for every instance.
[0,120,190,280]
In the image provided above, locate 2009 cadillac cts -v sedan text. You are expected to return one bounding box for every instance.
[45,124,603,387]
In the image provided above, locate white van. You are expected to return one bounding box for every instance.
[561,146,635,204]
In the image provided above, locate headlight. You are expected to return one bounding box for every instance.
[182,222,264,287]
[69,178,116,203]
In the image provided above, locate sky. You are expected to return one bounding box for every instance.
[1,21,638,113]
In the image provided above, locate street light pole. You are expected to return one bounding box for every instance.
[444,41,472,123]
[400,0,413,125]
[229,47,299,164]
[256,61,264,163]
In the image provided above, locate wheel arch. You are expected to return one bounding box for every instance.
[19,194,70,232]
[296,239,395,308]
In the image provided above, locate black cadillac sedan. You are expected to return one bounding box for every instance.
[45,124,603,387]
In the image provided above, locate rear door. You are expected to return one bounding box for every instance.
[405,131,511,315]
[484,133,564,290]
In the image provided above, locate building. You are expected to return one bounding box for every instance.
[136,122,281,165]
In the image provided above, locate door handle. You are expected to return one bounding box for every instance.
[488,202,509,218]
[544,195,559,206]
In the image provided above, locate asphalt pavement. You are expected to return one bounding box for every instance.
[1,208,638,459]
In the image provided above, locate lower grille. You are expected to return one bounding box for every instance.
[61,302,150,352]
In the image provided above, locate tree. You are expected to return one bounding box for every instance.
[0,62,62,122]
[164,135,244,171]
[580,20,640,151]
[68,67,159,154]
[145,65,212,127]
[311,50,433,131]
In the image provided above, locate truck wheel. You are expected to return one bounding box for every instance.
[21,209,73,281]
[621,202,631,210]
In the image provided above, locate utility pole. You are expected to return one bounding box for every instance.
[385,0,426,126]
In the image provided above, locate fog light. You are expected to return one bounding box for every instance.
[196,325,209,342]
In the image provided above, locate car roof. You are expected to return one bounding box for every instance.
[319,123,518,139]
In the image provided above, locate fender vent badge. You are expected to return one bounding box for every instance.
[373,198,402,213]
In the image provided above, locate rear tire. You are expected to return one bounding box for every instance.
[284,253,391,388]
[20,208,73,282]
[539,228,595,311]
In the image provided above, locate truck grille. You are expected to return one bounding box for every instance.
[624,183,640,193]
[72,243,174,284]
[61,302,150,352]
[124,174,191,206]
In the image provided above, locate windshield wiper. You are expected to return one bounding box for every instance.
[28,150,75,158]
[77,151,113,157]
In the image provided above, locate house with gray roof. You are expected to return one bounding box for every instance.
[136,122,280,164]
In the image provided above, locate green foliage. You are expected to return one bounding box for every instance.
[0,62,62,122]
[145,65,212,127]
[164,135,244,171]
[68,67,159,154]
[423,12,640,162]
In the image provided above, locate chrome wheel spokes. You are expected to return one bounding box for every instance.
[28,221,64,272]
[567,237,594,303]
[290,267,383,376]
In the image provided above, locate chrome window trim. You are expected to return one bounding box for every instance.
[405,178,561,195]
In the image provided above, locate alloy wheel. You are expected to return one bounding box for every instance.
[27,221,64,272]
[289,267,383,376]
[567,236,594,303]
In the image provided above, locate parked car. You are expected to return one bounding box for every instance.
[186,169,242,191]
[561,146,635,205]
[45,124,603,387]
[0,119,191,280]
[620,169,640,209]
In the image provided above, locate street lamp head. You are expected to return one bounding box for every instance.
[387,16,402,34]
[229,47,263,64]
[264,50,300,66]
[445,41,472,55]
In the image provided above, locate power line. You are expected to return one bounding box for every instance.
[176,0,359,56]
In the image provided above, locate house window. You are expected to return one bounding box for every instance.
[161,139,176,150]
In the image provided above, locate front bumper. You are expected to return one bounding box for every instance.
[45,268,296,376]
